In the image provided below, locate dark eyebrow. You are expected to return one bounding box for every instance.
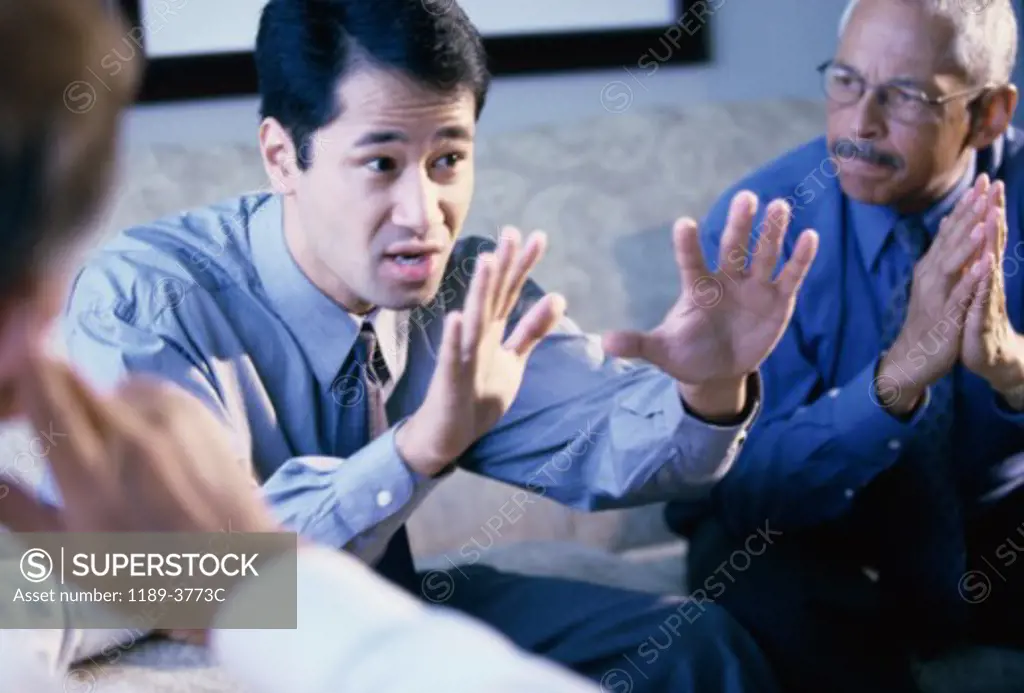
[435,125,473,141]
[353,125,473,148]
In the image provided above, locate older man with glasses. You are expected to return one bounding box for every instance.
[664,1,1024,692]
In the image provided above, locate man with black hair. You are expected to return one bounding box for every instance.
[0,4,602,690]
[59,1,819,690]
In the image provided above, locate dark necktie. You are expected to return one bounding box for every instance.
[858,216,967,646]
[333,323,419,593]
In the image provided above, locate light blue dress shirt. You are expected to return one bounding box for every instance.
[59,192,758,555]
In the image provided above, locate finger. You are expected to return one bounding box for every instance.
[774,229,820,298]
[718,191,758,275]
[950,254,993,323]
[992,183,1008,261]
[439,310,464,372]
[674,218,708,291]
[974,260,995,317]
[490,227,520,318]
[942,217,988,276]
[934,177,986,254]
[461,253,494,359]
[504,293,565,359]
[16,353,107,485]
[497,231,547,319]
[601,329,649,360]
[750,199,791,283]
[0,480,63,532]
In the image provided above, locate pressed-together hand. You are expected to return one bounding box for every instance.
[396,228,566,476]
[602,191,819,420]
[960,179,1024,408]
[878,175,996,415]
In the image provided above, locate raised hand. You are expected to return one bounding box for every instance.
[395,228,566,477]
[602,191,818,418]
[960,180,1024,405]
[0,353,278,537]
[878,175,994,414]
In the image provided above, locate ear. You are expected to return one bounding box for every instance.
[258,117,301,195]
[968,85,1019,150]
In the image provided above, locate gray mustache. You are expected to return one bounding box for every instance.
[831,139,902,169]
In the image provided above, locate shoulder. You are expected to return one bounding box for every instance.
[1000,127,1024,176]
[65,192,272,330]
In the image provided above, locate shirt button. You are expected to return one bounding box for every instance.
[844,488,855,500]
[888,439,901,451]
[376,490,393,508]
[827,388,840,398]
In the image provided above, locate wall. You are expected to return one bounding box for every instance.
[120,0,848,153]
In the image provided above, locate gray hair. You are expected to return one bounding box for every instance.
[838,0,1018,86]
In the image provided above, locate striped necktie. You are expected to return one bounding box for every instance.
[334,323,418,592]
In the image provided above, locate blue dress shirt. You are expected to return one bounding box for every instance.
[58,192,758,557]
[691,130,1024,535]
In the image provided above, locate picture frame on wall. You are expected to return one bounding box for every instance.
[117,0,713,103]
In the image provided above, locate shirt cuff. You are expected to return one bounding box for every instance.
[824,357,930,494]
[269,425,423,546]
[663,372,762,495]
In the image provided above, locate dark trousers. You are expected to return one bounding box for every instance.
[685,475,1024,693]
[414,563,782,693]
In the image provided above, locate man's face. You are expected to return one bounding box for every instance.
[827,0,976,212]
[283,67,476,314]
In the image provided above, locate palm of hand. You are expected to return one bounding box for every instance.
[602,193,818,385]
[415,230,566,465]
[961,277,1010,372]
[960,183,1012,378]
[654,274,796,384]
[451,319,525,437]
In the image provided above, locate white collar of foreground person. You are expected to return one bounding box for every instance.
[4,544,599,692]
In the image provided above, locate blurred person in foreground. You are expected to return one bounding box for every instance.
[0,1,616,691]
[54,0,822,690]
[664,1,1022,692]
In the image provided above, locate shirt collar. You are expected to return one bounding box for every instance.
[250,194,408,389]
[852,149,978,270]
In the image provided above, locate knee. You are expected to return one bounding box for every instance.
[638,600,754,663]
[635,602,779,690]
[676,600,754,653]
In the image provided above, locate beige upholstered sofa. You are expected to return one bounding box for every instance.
[2,97,1022,692]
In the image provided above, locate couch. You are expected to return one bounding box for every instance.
[4,97,1023,692]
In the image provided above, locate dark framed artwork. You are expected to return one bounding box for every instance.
[117,0,713,103]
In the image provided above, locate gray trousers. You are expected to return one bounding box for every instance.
[417,564,780,693]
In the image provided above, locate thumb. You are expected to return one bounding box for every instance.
[960,257,993,330]
[602,330,650,360]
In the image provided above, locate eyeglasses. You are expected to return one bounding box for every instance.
[817,60,991,125]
